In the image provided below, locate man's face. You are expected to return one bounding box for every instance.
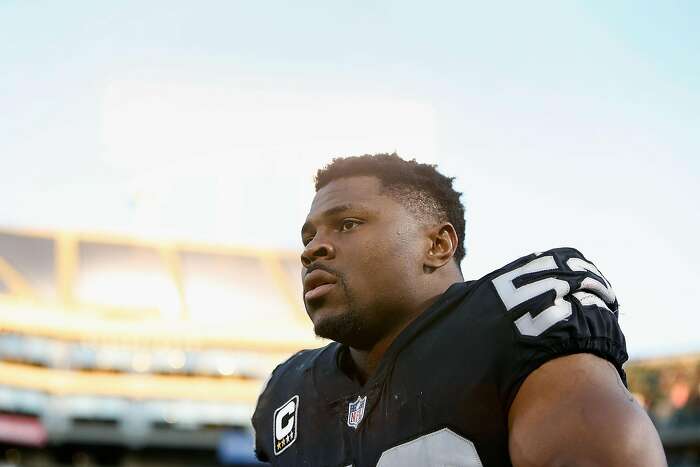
[300,176,426,349]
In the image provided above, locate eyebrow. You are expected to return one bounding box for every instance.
[300,204,364,236]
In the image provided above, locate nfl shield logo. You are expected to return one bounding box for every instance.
[347,395,367,429]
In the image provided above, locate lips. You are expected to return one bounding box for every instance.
[303,269,338,302]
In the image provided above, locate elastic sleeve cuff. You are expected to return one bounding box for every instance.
[503,336,629,415]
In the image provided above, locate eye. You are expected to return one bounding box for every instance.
[302,234,314,246]
[340,219,361,232]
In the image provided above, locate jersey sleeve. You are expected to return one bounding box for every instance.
[489,247,628,413]
[251,348,315,463]
[251,349,306,463]
[252,373,274,462]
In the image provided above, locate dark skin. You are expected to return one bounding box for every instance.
[301,176,462,381]
[300,175,667,466]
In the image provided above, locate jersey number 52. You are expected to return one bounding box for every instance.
[491,254,615,337]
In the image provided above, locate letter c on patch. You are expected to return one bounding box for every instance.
[275,399,296,439]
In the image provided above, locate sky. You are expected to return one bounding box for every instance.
[1,1,698,359]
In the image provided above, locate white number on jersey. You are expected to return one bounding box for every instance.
[492,254,615,337]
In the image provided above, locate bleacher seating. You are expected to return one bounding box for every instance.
[0,228,320,465]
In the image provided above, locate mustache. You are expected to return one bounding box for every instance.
[304,262,341,279]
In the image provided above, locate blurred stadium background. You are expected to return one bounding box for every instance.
[2,1,699,465]
[0,227,320,466]
[0,226,698,466]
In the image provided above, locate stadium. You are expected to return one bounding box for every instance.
[2,2,698,464]
[0,227,318,466]
[0,227,698,466]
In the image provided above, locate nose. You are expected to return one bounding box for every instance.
[300,234,336,267]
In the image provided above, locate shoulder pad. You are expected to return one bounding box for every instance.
[488,247,617,337]
[251,344,332,461]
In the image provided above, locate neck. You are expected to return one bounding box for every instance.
[347,326,402,386]
[347,280,459,385]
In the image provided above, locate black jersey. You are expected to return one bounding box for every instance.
[252,247,628,466]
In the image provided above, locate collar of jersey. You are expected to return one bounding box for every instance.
[312,280,474,405]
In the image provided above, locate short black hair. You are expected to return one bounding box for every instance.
[314,153,466,265]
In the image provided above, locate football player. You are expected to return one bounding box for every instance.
[253,153,666,466]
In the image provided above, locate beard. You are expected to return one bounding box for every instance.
[309,275,379,350]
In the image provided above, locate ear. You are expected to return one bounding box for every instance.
[424,222,459,271]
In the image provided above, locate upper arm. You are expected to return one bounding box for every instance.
[508,353,667,467]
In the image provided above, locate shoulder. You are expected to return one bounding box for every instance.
[251,342,336,460]
[459,246,617,323]
[469,246,618,321]
[254,343,334,412]
[270,345,328,382]
[475,246,608,288]
[463,247,627,408]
